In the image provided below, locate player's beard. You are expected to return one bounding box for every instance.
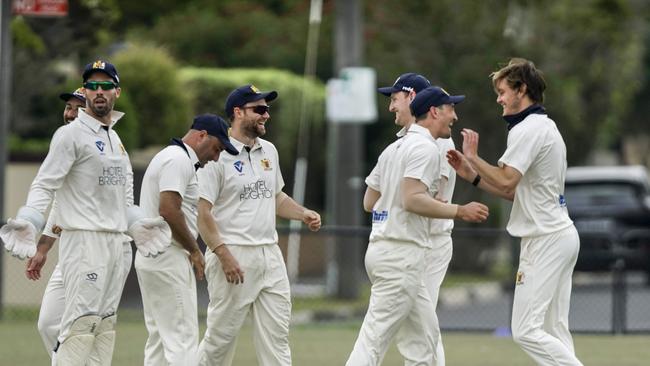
[89,97,114,118]
[503,95,523,116]
[243,116,266,139]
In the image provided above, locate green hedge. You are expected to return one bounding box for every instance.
[112,44,192,148]
[9,48,327,195]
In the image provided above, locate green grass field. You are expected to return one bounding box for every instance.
[1,319,649,365]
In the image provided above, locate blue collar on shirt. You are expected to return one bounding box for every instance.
[230,136,264,154]
[170,138,201,171]
[503,104,546,130]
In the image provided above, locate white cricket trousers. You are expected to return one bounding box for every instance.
[198,244,291,366]
[56,230,126,344]
[397,235,452,366]
[38,242,133,356]
[511,225,583,366]
[135,245,199,366]
[347,240,438,366]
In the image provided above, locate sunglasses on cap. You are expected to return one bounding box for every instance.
[240,105,270,115]
[83,80,118,91]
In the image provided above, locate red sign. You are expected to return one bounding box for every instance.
[12,0,68,17]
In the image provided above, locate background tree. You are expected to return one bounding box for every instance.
[8,0,650,219]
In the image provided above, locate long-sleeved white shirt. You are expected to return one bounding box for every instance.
[25,108,133,232]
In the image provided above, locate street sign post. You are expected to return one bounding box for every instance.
[326,67,377,124]
[12,0,68,17]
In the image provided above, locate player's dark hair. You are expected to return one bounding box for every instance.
[490,58,546,104]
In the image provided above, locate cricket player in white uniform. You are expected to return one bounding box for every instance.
[196,84,321,366]
[23,88,134,358]
[136,113,238,366]
[0,60,170,366]
[347,86,489,366]
[378,73,456,366]
[447,58,583,365]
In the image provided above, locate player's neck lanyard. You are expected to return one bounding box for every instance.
[170,138,200,171]
[503,104,546,130]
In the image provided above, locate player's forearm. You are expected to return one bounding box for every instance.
[474,178,515,201]
[275,192,307,221]
[197,209,224,252]
[36,235,56,254]
[162,210,200,254]
[403,191,458,219]
[363,187,380,213]
[467,155,517,196]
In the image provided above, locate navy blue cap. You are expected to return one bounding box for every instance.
[82,60,120,84]
[59,87,86,103]
[225,84,278,118]
[191,114,239,155]
[378,73,431,96]
[410,86,465,117]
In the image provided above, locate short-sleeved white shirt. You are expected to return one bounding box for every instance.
[366,123,440,248]
[395,126,456,236]
[140,141,200,248]
[198,136,284,246]
[25,109,132,232]
[430,137,456,235]
[498,113,573,237]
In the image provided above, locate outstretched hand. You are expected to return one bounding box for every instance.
[446,149,478,182]
[460,128,480,159]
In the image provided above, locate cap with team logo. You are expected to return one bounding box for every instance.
[225,84,278,118]
[191,114,239,155]
[377,72,431,96]
[410,86,465,118]
[59,87,86,103]
[82,60,120,84]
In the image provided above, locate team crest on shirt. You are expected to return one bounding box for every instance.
[261,158,272,170]
[515,271,525,285]
[95,140,105,152]
[86,272,98,282]
[234,160,244,173]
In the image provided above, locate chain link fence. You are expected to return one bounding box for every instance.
[1,223,649,334]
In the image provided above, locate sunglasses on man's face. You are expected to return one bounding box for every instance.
[241,105,270,115]
[83,81,118,91]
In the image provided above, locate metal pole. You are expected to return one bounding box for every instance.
[0,0,13,320]
[327,0,364,299]
[287,0,323,284]
[611,257,627,334]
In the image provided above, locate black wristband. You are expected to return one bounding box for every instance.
[471,174,481,186]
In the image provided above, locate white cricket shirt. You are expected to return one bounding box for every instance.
[365,123,440,248]
[25,109,133,232]
[140,142,200,248]
[498,113,573,237]
[430,137,456,235]
[198,136,284,246]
